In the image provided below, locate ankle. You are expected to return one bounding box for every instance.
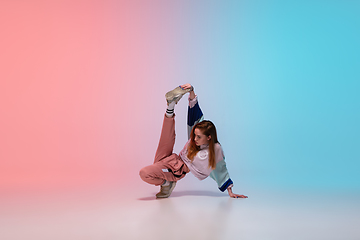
[165,101,175,118]
[162,180,170,186]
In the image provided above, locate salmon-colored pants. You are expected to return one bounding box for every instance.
[139,115,189,186]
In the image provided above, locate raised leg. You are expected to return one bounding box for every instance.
[153,114,176,163]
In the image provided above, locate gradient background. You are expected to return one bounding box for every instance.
[1,0,360,239]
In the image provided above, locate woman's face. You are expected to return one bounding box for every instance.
[194,128,211,146]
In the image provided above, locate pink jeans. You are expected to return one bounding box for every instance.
[139,115,189,186]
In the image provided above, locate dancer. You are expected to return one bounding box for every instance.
[139,84,248,199]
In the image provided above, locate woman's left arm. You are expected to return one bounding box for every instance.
[180,83,195,100]
[227,187,248,198]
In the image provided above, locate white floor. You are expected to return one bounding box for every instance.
[1,182,359,240]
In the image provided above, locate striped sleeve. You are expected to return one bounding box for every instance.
[187,96,204,139]
[209,160,233,192]
[209,145,233,192]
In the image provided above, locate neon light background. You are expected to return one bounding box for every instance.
[1,0,360,216]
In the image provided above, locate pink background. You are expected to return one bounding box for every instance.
[1,1,193,194]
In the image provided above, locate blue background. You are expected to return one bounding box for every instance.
[168,0,360,192]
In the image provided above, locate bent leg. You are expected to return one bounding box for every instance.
[139,163,177,186]
[140,154,189,186]
[153,114,176,163]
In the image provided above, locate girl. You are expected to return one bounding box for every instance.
[139,84,248,199]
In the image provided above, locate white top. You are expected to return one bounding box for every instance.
[179,140,225,180]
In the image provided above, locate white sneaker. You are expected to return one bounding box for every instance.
[165,86,191,105]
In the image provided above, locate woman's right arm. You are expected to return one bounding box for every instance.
[180,84,204,139]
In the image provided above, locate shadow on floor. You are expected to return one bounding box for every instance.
[137,190,226,201]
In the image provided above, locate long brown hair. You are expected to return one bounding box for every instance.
[187,120,219,169]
